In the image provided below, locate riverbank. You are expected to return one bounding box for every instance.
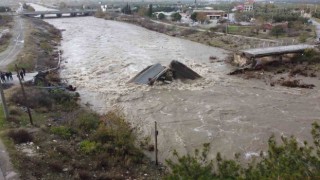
[7,17,61,71]
[0,15,13,53]
[0,17,165,179]
[95,13,284,52]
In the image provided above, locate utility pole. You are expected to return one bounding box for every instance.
[0,81,9,120]
[154,121,158,165]
[15,64,33,125]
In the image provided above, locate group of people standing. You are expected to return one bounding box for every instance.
[17,68,26,81]
[0,68,26,83]
[0,72,13,83]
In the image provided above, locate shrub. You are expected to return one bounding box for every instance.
[80,140,99,154]
[165,143,215,179]
[76,112,99,133]
[48,161,63,172]
[7,129,33,144]
[10,87,53,109]
[78,170,91,180]
[51,126,73,139]
[158,13,165,20]
[9,106,22,116]
[165,122,320,179]
[91,124,114,143]
[49,89,78,110]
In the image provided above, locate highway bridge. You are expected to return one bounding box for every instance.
[21,10,97,18]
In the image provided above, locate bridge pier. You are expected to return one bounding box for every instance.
[56,13,62,18]
[40,14,44,19]
[70,13,77,17]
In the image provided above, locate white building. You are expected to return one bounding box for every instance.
[100,5,107,12]
[244,0,254,12]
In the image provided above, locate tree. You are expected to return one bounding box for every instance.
[148,4,153,17]
[196,12,207,24]
[158,13,165,20]
[121,3,131,15]
[190,12,198,22]
[165,143,215,179]
[270,25,285,38]
[137,7,147,17]
[171,12,181,21]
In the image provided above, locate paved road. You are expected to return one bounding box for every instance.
[0,16,25,71]
[312,19,320,42]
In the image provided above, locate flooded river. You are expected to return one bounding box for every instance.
[39,14,320,162]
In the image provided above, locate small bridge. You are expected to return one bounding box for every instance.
[21,10,97,18]
[234,44,317,67]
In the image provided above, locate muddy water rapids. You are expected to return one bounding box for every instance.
[30,4,320,162]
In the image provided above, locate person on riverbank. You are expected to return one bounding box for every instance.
[5,72,10,81]
[9,72,13,80]
[22,68,26,76]
[0,73,6,83]
[19,71,24,81]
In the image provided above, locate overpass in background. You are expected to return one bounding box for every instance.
[21,9,97,18]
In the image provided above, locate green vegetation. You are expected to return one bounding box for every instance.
[121,3,132,15]
[0,15,13,53]
[171,12,181,21]
[0,32,12,53]
[0,15,13,27]
[147,4,153,17]
[0,6,11,12]
[51,126,73,139]
[158,13,165,20]
[80,140,98,154]
[166,122,320,179]
[191,12,197,22]
[232,3,313,39]
[270,25,286,38]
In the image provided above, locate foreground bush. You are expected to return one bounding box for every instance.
[10,87,78,111]
[165,122,320,179]
[7,129,33,144]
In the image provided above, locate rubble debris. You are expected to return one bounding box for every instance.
[280,79,315,89]
[289,67,309,77]
[129,60,201,85]
[228,68,250,75]
[209,56,217,60]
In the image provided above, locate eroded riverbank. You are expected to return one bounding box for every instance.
[43,16,320,162]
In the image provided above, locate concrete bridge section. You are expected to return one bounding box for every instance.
[21,10,97,18]
[234,44,317,67]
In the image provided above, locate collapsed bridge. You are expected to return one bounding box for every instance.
[234,44,317,67]
[128,60,201,85]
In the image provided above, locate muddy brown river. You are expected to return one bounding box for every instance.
[40,15,320,162]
